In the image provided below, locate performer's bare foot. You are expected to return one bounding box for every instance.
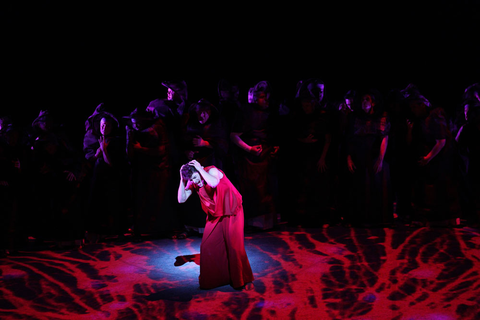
[244,282,254,291]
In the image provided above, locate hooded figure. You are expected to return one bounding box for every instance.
[124,105,182,238]
[295,78,328,109]
[84,106,129,242]
[30,110,84,246]
[162,80,189,117]
[180,99,230,234]
[345,88,393,227]
[404,88,460,226]
[217,79,241,131]
[456,101,480,226]
[285,83,335,227]
[230,80,281,230]
[0,116,29,255]
[184,99,229,168]
[83,103,119,162]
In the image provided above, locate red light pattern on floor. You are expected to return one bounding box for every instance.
[1,227,480,319]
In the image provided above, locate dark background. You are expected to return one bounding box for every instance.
[2,1,479,146]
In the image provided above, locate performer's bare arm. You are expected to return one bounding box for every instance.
[231,132,262,156]
[178,165,193,203]
[188,160,223,188]
[418,138,445,166]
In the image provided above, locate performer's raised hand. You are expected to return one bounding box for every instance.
[188,159,203,171]
[249,145,262,156]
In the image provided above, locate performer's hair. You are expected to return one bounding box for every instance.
[181,164,198,181]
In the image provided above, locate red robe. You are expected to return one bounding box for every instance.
[192,166,254,289]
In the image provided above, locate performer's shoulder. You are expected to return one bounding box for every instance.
[206,166,224,180]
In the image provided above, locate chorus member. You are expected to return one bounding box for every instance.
[230,81,280,230]
[346,89,393,227]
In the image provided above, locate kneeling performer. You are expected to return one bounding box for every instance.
[178,160,254,290]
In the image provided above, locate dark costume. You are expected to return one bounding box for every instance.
[288,99,334,226]
[83,107,129,238]
[231,90,280,230]
[183,100,229,170]
[408,107,461,223]
[0,119,28,254]
[290,78,339,224]
[217,79,243,189]
[335,95,356,222]
[146,99,187,236]
[30,111,84,243]
[181,100,229,232]
[383,89,411,221]
[217,79,242,133]
[456,105,480,225]
[188,166,254,289]
[125,107,180,237]
[162,80,189,117]
[346,109,393,226]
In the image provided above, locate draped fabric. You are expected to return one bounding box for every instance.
[189,165,253,289]
[199,208,254,289]
[194,166,242,218]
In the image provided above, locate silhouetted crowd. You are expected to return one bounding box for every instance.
[1,79,480,256]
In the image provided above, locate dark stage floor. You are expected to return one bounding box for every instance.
[1,225,480,320]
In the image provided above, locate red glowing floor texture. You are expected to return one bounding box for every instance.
[1,226,480,319]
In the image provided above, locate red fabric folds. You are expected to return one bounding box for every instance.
[196,166,242,218]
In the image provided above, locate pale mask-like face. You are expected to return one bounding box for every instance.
[167,88,174,100]
[316,84,325,103]
[167,88,178,101]
[100,118,113,136]
[190,172,203,187]
[345,98,354,111]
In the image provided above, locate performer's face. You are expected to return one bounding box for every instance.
[316,83,325,103]
[256,92,269,109]
[361,94,375,114]
[196,108,211,124]
[167,88,175,101]
[190,172,204,187]
[100,118,113,136]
